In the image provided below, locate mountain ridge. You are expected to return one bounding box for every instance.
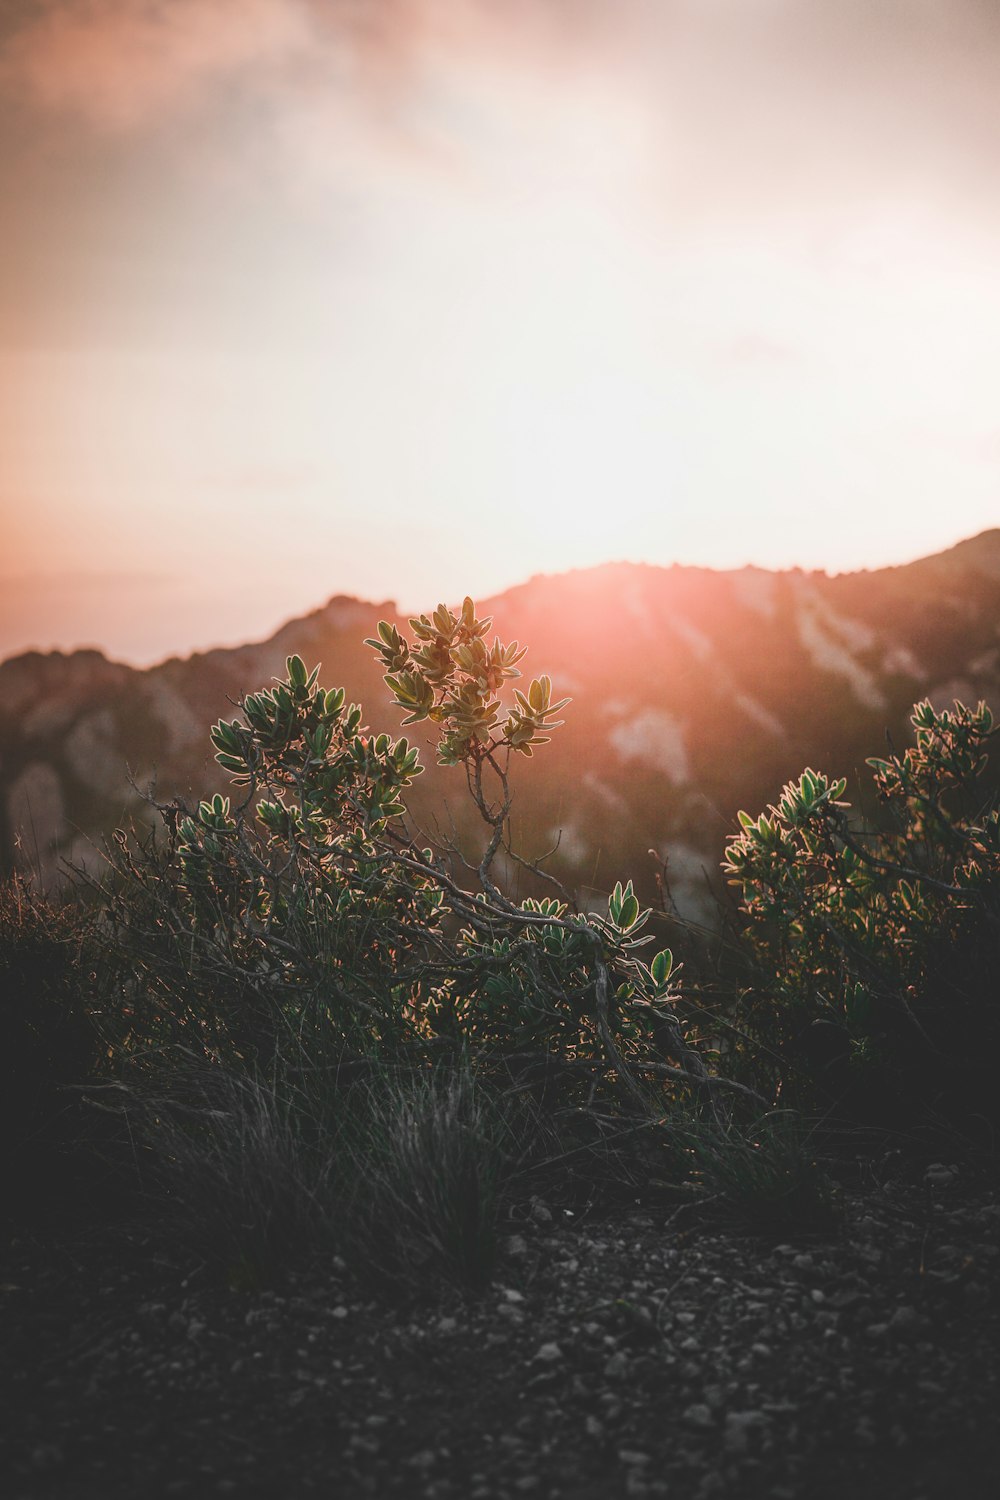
[4,531,999,914]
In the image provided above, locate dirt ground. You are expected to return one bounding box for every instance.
[2,1162,998,1500]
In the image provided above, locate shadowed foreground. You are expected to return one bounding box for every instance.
[3,1168,997,1500]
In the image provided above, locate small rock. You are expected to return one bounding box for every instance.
[531,1200,554,1224]
[925,1164,958,1189]
[604,1351,630,1379]
[724,1411,769,1455]
[502,1287,525,1304]
[535,1342,563,1364]
[506,1235,530,1259]
[683,1403,714,1429]
[889,1306,920,1335]
[437,1317,458,1334]
[619,1450,651,1467]
[585,1415,604,1438]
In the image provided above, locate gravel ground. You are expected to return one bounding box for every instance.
[2,1164,998,1500]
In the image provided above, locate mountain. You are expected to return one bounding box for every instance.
[3,531,1000,920]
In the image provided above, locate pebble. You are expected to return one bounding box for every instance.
[683,1403,714,1429]
[724,1411,769,1455]
[888,1306,920,1335]
[535,1342,563,1364]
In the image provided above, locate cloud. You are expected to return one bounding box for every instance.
[0,0,314,130]
[6,0,1000,218]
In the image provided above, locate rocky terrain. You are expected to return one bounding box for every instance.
[3,530,1000,916]
[2,1158,998,1500]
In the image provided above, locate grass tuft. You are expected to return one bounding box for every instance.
[665,1109,839,1236]
[335,1062,526,1294]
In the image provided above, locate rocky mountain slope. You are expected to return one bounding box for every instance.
[3,531,1000,916]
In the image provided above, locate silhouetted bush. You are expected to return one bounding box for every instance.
[724,699,1000,1123]
[20,610,994,1281]
[98,602,715,1124]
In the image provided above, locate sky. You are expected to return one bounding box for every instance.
[1,0,999,665]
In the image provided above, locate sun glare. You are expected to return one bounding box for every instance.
[2,1,999,662]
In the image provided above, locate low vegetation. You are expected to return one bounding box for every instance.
[3,598,998,1287]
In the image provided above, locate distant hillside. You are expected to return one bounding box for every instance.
[4,531,1000,919]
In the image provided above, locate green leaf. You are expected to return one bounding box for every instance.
[619,893,640,930]
[650,948,673,987]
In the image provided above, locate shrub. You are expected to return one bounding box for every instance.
[100,599,722,1119]
[85,597,784,1286]
[723,698,1000,1119]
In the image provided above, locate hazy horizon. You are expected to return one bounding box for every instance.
[3,1,1000,664]
[2,526,995,670]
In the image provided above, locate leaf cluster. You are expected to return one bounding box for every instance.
[367,598,568,765]
[98,615,709,1117]
[724,699,1000,1109]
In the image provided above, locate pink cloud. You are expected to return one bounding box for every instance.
[0,0,314,130]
